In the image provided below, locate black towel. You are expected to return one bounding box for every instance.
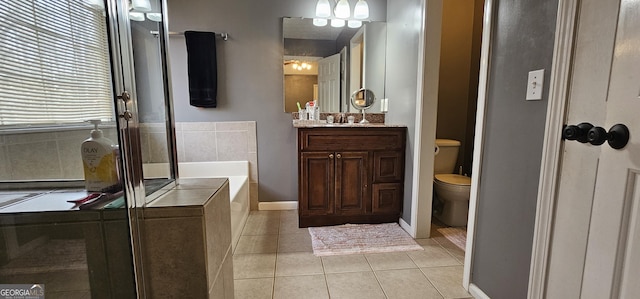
[185,31,218,108]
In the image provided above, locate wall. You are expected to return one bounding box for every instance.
[166,0,387,203]
[284,75,317,112]
[435,0,479,173]
[471,0,558,297]
[384,0,425,223]
[0,128,117,181]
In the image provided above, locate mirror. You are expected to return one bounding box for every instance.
[351,88,376,123]
[282,18,386,113]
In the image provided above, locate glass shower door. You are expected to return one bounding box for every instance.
[0,0,176,297]
[0,0,140,297]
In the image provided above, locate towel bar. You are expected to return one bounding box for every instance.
[150,30,229,41]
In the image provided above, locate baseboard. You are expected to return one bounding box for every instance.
[258,201,298,211]
[469,283,491,299]
[398,217,415,237]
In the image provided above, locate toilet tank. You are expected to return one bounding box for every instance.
[434,139,461,174]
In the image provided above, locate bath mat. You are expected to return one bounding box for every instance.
[437,227,467,251]
[0,239,88,276]
[308,223,423,256]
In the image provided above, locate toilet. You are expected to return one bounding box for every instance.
[433,139,471,227]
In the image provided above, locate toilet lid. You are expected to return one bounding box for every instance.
[435,174,471,186]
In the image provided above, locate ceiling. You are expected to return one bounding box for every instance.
[283,18,350,40]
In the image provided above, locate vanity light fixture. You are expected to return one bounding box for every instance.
[334,0,351,18]
[347,20,362,28]
[314,0,369,27]
[353,0,369,19]
[331,19,346,28]
[315,0,331,18]
[131,0,151,12]
[313,18,328,26]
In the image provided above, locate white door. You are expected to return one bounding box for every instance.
[545,0,640,298]
[317,53,341,112]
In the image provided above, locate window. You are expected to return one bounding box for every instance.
[0,0,113,126]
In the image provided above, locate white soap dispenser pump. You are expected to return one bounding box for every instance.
[81,120,120,192]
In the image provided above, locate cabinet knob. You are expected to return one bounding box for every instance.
[329,154,334,159]
[336,153,342,159]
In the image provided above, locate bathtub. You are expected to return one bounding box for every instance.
[143,161,250,251]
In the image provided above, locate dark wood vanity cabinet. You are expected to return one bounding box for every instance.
[298,127,406,227]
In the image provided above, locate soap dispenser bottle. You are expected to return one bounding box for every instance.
[81,120,120,192]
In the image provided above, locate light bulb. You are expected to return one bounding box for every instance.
[146,13,162,22]
[348,20,362,28]
[331,19,345,28]
[334,0,351,19]
[132,0,151,12]
[315,0,331,18]
[354,0,369,19]
[306,64,312,70]
[301,62,308,68]
[128,11,145,21]
[313,18,328,27]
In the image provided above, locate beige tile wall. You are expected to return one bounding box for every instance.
[1,122,259,209]
[0,128,118,181]
[173,121,259,209]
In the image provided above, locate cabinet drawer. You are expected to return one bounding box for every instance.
[299,128,405,151]
[373,151,404,183]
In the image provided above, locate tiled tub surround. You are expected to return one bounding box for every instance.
[0,121,259,209]
[171,121,259,209]
[142,178,234,298]
[0,127,118,181]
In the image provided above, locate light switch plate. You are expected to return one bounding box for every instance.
[526,69,544,101]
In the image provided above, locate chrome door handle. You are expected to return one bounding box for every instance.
[117,91,133,121]
[119,111,133,121]
[117,91,131,103]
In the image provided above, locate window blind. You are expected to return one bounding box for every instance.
[0,0,114,126]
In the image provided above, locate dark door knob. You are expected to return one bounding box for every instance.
[563,122,594,143]
[607,124,630,149]
[587,124,630,149]
[587,126,608,145]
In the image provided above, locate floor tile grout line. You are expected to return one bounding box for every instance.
[370,268,391,299]
[272,211,281,299]
[420,267,448,299]
[428,237,465,266]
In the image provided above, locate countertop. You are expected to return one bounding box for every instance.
[292,120,407,128]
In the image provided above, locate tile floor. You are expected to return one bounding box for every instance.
[233,210,472,299]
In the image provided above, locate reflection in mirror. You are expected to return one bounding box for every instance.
[351,88,376,123]
[282,18,386,113]
[129,0,176,196]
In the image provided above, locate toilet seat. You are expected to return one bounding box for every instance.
[434,174,471,186]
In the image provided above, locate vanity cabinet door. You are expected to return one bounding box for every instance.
[335,151,369,216]
[372,183,402,215]
[300,152,335,216]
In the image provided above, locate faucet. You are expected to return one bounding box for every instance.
[339,113,346,123]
